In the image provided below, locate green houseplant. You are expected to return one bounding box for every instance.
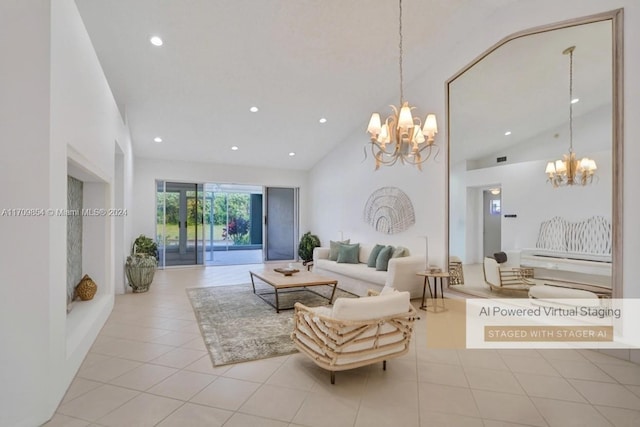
[125,234,158,293]
[298,232,321,267]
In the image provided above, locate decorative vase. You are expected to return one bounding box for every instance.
[125,254,157,293]
[75,274,97,301]
[126,266,155,292]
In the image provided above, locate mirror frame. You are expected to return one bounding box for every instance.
[445,9,624,297]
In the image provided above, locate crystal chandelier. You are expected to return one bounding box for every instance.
[545,46,597,187]
[366,0,437,171]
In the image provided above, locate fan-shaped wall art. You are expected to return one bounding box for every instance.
[363,187,415,234]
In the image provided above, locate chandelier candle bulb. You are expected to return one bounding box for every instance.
[398,103,414,130]
[423,114,438,142]
[367,113,381,135]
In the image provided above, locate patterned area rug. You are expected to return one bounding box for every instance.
[186,283,357,366]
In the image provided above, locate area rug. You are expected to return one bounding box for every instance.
[186,283,357,366]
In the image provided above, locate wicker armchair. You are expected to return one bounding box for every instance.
[291,290,417,384]
[483,256,534,292]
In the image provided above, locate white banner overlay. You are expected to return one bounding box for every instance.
[466,298,640,349]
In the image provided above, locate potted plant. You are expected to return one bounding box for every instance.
[125,234,158,293]
[298,232,321,268]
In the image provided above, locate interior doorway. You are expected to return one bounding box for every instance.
[483,188,502,257]
[264,187,299,261]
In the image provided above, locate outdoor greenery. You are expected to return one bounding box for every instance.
[156,191,253,245]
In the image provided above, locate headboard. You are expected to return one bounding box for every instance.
[536,216,611,256]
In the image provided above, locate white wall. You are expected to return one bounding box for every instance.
[309,142,443,260]
[0,0,134,425]
[0,2,52,425]
[132,157,309,248]
[460,149,612,263]
[308,0,639,300]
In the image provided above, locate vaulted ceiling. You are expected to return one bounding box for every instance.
[75,0,519,170]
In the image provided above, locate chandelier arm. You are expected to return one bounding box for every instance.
[370,142,399,165]
[432,143,441,162]
[378,152,399,167]
[402,144,434,166]
[371,140,399,157]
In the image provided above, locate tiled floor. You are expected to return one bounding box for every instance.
[46,265,640,426]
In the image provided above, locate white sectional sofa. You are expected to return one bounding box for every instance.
[312,245,424,298]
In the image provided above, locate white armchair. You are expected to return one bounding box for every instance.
[483,256,533,292]
[291,291,417,384]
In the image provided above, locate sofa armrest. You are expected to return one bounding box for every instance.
[313,247,330,263]
[385,255,425,298]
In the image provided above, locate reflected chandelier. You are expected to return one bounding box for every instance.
[545,46,597,187]
[366,0,437,171]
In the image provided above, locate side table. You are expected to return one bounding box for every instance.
[416,271,451,311]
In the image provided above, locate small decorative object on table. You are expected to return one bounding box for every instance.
[274,268,299,276]
[75,274,97,301]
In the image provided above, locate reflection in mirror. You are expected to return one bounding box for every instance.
[447,12,622,299]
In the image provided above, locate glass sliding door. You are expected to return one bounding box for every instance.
[264,187,299,261]
[205,183,263,265]
[156,181,205,267]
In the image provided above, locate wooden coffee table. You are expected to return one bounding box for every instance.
[249,269,338,313]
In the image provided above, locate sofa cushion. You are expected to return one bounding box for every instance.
[331,291,410,320]
[376,245,394,271]
[337,243,360,264]
[314,259,387,286]
[367,244,386,267]
[329,239,350,261]
[392,246,410,258]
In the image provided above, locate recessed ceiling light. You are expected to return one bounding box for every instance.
[571,98,580,104]
[504,131,512,136]
[153,137,162,143]
[231,146,239,151]
[150,36,163,46]
[249,106,259,113]
[288,152,296,157]
[319,117,327,124]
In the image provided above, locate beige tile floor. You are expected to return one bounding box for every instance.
[45,265,640,427]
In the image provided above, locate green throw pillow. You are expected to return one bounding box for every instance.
[392,246,410,258]
[376,245,394,271]
[367,244,386,267]
[329,239,350,261]
[337,243,360,264]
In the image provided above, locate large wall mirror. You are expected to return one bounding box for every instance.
[446,10,623,298]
